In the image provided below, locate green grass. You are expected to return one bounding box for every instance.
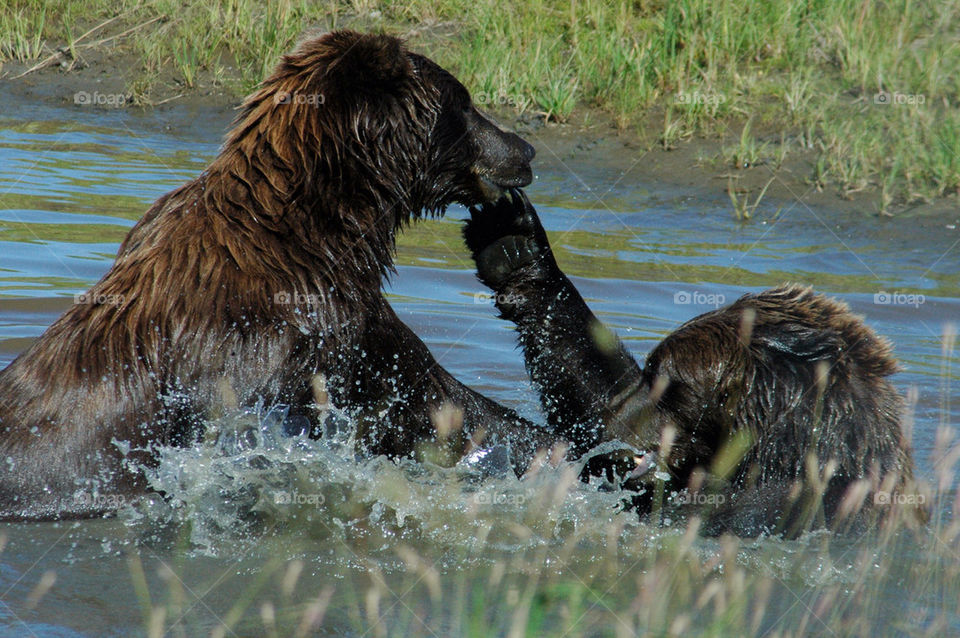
[0,4,46,61]
[3,0,960,211]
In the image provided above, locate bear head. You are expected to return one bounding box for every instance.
[221,30,535,232]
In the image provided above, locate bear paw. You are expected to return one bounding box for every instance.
[474,234,542,289]
[464,188,555,289]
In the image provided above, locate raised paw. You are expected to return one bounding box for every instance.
[464,188,549,259]
[474,235,542,290]
[464,188,556,289]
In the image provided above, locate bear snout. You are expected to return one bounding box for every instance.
[518,137,536,163]
[468,110,536,196]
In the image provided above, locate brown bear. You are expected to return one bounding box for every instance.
[464,188,919,537]
[0,31,560,521]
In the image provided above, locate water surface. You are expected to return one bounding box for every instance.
[0,98,958,637]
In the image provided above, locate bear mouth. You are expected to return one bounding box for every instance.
[476,176,508,202]
[475,169,533,203]
[627,451,658,480]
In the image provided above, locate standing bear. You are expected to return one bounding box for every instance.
[464,189,919,537]
[0,31,560,520]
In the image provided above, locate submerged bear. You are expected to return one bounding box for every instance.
[465,189,924,537]
[0,31,560,520]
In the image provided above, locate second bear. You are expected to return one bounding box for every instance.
[464,189,918,537]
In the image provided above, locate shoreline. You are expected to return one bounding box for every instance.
[3,50,960,226]
[4,2,960,217]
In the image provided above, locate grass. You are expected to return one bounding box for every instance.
[0,4,46,61]
[728,176,778,221]
[2,0,960,211]
[723,119,770,170]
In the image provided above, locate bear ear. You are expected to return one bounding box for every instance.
[316,30,412,91]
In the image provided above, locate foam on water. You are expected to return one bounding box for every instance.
[129,404,646,559]
[121,403,921,596]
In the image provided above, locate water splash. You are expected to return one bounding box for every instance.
[130,404,645,558]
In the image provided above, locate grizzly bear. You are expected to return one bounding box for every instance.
[464,189,918,537]
[0,31,560,521]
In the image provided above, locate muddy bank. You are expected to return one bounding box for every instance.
[3,52,960,226]
[516,108,960,223]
